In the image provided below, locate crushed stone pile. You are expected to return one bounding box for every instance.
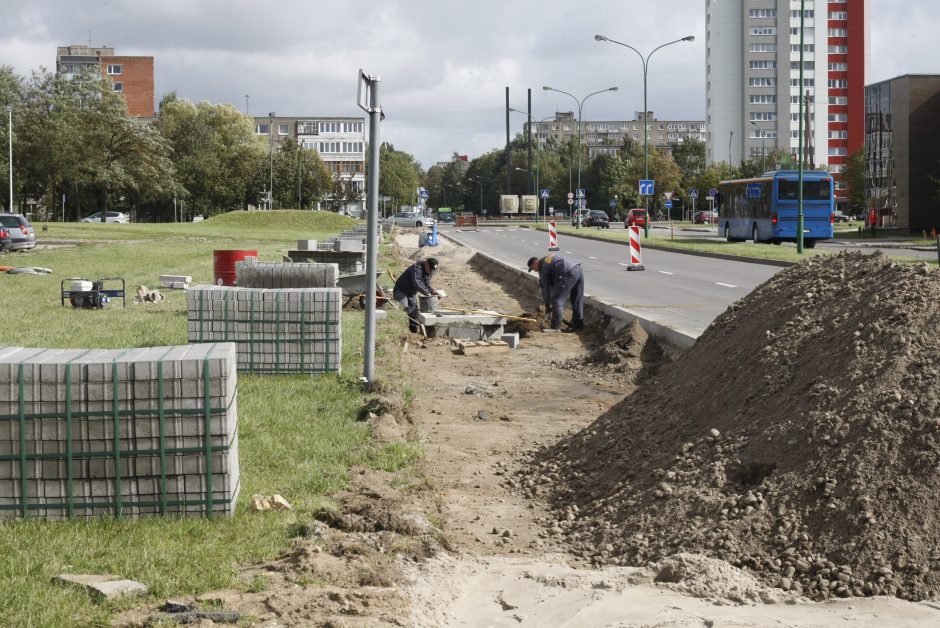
[556,319,664,378]
[524,251,940,601]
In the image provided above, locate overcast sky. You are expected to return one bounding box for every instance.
[2,0,937,169]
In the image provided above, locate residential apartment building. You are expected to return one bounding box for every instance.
[524,111,707,159]
[865,75,940,231]
[254,115,366,211]
[56,45,155,117]
[705,0,868,205]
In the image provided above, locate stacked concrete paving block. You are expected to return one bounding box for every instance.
[235,258,339,289]
[0,343,239,520]
[187,286,342,374]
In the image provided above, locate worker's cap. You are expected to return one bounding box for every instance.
[425,257,439,270]
[527,256,538,273]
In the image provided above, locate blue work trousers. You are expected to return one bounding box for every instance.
[549,265,584,328]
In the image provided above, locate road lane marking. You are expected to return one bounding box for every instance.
[715,282,737,288]
[658,271,674,275]
[588,256,597,260]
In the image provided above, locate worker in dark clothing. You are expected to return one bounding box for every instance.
[393,258,439,333]
[527,254,584,333]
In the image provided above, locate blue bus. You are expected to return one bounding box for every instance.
[717,170,835,248]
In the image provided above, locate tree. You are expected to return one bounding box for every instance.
[270,139,332,209]
[378,143,422,210]
[843,148,865,211]
[672,138,706,185]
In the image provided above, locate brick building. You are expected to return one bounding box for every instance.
[56,45,155,117]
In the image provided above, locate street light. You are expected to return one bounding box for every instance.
[750,120,766,174]
[467,177,483,214]
[595,33,694,237]
[5,105,11,213]
[510,109,556,222]
[542,85,618,229]
[268,112,275,210]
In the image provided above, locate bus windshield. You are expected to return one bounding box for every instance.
[778,180,831,201]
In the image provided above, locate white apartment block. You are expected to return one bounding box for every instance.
[706,0,831,168]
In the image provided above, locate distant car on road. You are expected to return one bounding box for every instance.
[385,212,435,228]
[81,211,129,224]
[0,213,36,252]
[693,210,719,224]
[571,208,590,226]
[626,208,648,228]
[436,213,456,224]
[833,211,850,223]
[583,210,610,229]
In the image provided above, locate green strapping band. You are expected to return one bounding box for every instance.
[274,292,281,367]
[198,289,206,343]
[248,291,256,374]
[17,362,26,518]
[65,349,94,520]
[203,345,214,517]
[156,345,175,515]
[299,295,306,371]
[111,348,134,519]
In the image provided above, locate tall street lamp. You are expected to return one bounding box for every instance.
[5,105,11,213]
[542,85,618,229]
[595,34,694,237]
[510,109,556,223]
[268,112,275,210]
[467,177,483,214]
[750,120,766,173]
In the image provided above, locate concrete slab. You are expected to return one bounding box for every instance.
[54,573,149,600]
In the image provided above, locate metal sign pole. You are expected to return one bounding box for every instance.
[358,70,382,386]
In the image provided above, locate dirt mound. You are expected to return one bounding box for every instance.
[558,319,665,379]
[525,251,940,601]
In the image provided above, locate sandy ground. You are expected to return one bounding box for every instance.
[397,232,940,627]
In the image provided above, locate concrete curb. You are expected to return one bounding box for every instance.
[444,235,698,352]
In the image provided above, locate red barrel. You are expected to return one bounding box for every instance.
[213,250,257,286]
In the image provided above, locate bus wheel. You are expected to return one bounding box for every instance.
[805,240,817,249]
[751,225,759,243]
[725,225,733,242]
[772,240,781,246]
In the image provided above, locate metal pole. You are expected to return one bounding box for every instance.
[297,143,302,209]
[6,106,12,213]
[797,0,805,254]
[362,75,381,385]
[527,89,533,195]
[268,112,275,210]
[505,87,511,195]
[642,64,649,237]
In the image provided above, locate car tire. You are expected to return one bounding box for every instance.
[415,222,423,228]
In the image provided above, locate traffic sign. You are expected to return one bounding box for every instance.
[418,188,429,199]
[663,191,674,201]
[665,200,673,209]
[576,188,585,199]
[567,192,574,199]
[540,188,550,199]
[708,187,718,198]
[609,198,617,208]
[567,198,574,205]
[639,179,655,196]
[689,188,698,199]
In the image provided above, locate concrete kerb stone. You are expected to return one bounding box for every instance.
[459,245,697,353]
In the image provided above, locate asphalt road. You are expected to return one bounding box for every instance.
[442,226,781,338]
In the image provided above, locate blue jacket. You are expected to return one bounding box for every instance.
[537,254,580,305]
[393,261,435,297]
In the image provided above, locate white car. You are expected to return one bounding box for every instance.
[81,211,130,224]
[385,212,435,228]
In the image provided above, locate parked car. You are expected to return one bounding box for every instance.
[833,211,850,223]
[571,208,590,226]
[0,213,36,252]
[626,208,648,228]
[385,211,435,228]
[436,213,456,224]
[80,211,130,224]
[693,210,719,224]
[583,210,610,229]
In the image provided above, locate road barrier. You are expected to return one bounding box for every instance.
[456,213,479,231]
[549,221,559,251]
[627,226,645,271]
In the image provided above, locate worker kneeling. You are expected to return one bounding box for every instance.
[527,254,585,333]
[393,257,439,333]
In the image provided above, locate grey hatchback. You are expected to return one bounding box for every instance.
[0,213,37,252]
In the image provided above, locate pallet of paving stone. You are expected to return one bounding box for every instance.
[452,340,511,356]
[186,286,342,374]
[235,259,339,289]
[0,343,239,520]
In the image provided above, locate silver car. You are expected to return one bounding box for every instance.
[0,213,36,252]
[80,211,130,223]
[385,212,435,228]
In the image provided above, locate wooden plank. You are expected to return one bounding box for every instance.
[454,340,510,356]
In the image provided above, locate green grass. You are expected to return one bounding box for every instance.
[0,211,415,626]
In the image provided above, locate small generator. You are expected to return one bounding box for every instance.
[60,277,126,309]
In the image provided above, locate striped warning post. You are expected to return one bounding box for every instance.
[548,221,560,251]
[627,226,645,271]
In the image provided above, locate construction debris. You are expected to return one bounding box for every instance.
[249,494,293,512]
[453,339,510,356]
[135,285,165,303]
[53,574,149,601]
[524,252,940,601]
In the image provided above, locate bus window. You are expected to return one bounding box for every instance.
[778,181,830,201]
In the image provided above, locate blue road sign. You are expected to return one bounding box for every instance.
[746,183,762,198]
[540,188,550,199]
[609,198,618,208]
[419,188,429,199]
[708,187,718,198]
[689,188,699,199]
[639,179,655,196]
[665,200,673,209]
[576,188,586,199]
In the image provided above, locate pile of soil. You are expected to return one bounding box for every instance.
[524,251,940,601]
[557,319,665,379]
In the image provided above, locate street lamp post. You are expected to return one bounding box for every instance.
[595,34,694,237]
[514,167,536,220]
[542,86,618,229]
[5,105,11,213]
[467,177,483,214]
[297,141,303,209]
[750,120,766,174]
[268,112,275,209]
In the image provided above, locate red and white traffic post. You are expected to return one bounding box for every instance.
[548,221,559,251]
[627,225,645,271]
